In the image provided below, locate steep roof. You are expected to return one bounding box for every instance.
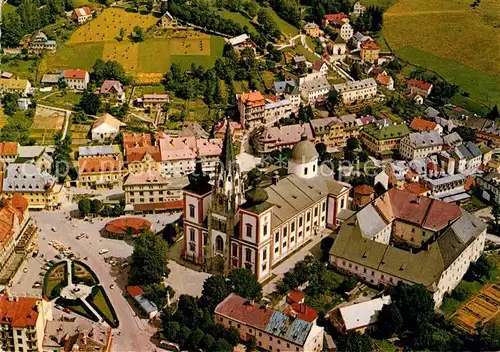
[360,40,380,50]
[0,196,27,249]
[63,69,88,80]
[239,91,266,107]
[407,79,432,91]
[122,133,152,149]
[410,117,438,132]
[339,296,391,330]
[92,113,122,131]
[78,156,125,174]
[362,123,410,141]
[73,6,93,17]
[0,142,18,156]
[100,80,123,94]
[404,130,443,148]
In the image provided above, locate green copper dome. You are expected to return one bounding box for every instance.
[245,186,269,205]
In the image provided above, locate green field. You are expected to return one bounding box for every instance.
[384,0,500,105]
[219,9,259,36]
[1,57,40,82]
[267,8,299,37]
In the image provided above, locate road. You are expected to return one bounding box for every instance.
[10,200,181,352]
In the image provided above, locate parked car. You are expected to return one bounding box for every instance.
[23,268,28,273]
[32,283,41,288]
[99,249,109,255]
[32,250,39,257]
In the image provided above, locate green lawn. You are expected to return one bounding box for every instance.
[358,0,397,8]
[1,57,40,82]
[39,91,82,110]
[219,9,259,36]
[41,43,104,74]
[441,280,484,317]
[294,44,318,62]
[267,8,299,38]
[395,46,500,107]
[92,289,115,323]
[450,94,491,116]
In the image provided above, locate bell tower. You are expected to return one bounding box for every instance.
[207,120,243,274]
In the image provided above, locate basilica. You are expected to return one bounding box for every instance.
[182,123,351,281]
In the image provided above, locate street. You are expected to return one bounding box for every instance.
[9,199,181,352]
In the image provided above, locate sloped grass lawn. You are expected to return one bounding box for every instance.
[43,262,68,300]
[87,286,119,328]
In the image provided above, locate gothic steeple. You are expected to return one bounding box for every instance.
[220,119,235,171]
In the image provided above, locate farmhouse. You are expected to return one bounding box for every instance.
[72,7,94,24]
[91,114,123,141]
[227,34,257,56]
[99,80,125,104]
[333,78,377,105]
[159,11,177,28]
[330,188,486,307]
[407,79,433,97]
[140,94,170,110]
[0,78,32,96]
[214,294,324,352]
[62,69,89,90]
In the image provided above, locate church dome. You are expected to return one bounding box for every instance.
[291,133,318,164]
[245,186,268,205]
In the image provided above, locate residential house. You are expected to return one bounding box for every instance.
[299,72,331,104]
[237,91,296,130]
[17,146,54,172]
[407,79,433,97]
[227,34,256,56]
[399,130,443,160]
[157,134,222,179]
[309,116,346,148]
[410,117,443,134]
[43,320,113,352]
[330,188,486,307]
[72,6,94,24]
[124,170,188,213]
[159,11,177,28]
[312,60,329,75]
[182,131,351,274]
[0,295,53,352]
[214,119,244,140]
[451,141,482,172]
[466,116,500,146]
[477,142,493,168]
[273,79,301,109]
[99,80,126,104]
[333,78,377,105]
[332,296,391,333]
[0,78,32,96]
[17,98,31,110]
[126,146,161,173]
[476,171,500,204]
[91,114,123,141]
[62,69,90,90]
[0,163,66,210]
[360,40,380,63]
[360,122,410,158]
[303,22,321,37]
[352,1,366,16]
[78,155,126,188]
[252,124,314,154]
[443,132,463,149]
[27,32,56,54]
[339,114,363,139]
[375,74,394,90]
[323,13,353,40]
[215,294,324,352]
[284,290,319,323]
[140,94,170,110]
[0,195,37,285]
[122,133,152,150]
[351,32,372,49]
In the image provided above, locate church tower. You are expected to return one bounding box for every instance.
[207,120,243,274]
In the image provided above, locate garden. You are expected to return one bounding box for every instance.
[43,261,68,300]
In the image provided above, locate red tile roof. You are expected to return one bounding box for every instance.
[376,74,392,86]
[215,293,274,330]
[354,184,375,196]
[323,13,347,22]
[361,40,380,50]
[63,69,88,80]
[126,145,161,163]
[74,6,94,17]
[126,285,143,298]
[105,217,152,235]
[407,79,432,91]
[410,117,438,132]
[0,196,27,249]
[287,290,305,304]
[404,182,430,195]
[0,142,18,156]
[239,91,266,108]
[78,156,125,174]
[122,133,152,149]
[284,303,318,323]
[0,295,40,327]
[133,200,184,212]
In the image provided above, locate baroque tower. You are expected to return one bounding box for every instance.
[207,120,243,274]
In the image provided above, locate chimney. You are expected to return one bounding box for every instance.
[415,195,421,204]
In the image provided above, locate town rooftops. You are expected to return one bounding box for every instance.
[215,293,318,346]
[214,119,243,136]
[228,34,250,46]
[339,296,391,331]
[333,78,376,93]
[260,123,314,146]
[79,145,120,157]
[274,79,298,95]
[2,163,56,193]
[407,79,432,91]
[300,74,331,93]
[105,218,152,236]
[363,123,410,140]
[0,142,18,156]
[404,182,430,195]
[360,40,380,50]
[122,133,152,149]
[78,156,125,174]
[0,295,40,327]
[239,91,266,108]
[92,113,122,131]
[405,130,443,148]
[331,189,486,290]
[284,303,318,323]
[0,195,28,249]
[453,141,482,160]
[376,74,392,86]
[158,135,222,161]
[63,69,88,80]
[126,145,161,163]
[443,132,463,146]
[410,117,438,132]
[100,80,123,94]
[43,320,112,352]
[73,6,94,17]
[124,170,170,186]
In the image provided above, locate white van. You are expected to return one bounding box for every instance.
[99,249,109,255]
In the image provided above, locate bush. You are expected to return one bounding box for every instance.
[451,283,471,301]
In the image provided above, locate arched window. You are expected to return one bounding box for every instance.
[218,180,223,187]
[216,236,224,252]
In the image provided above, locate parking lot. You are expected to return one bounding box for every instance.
[9,202,181,352]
